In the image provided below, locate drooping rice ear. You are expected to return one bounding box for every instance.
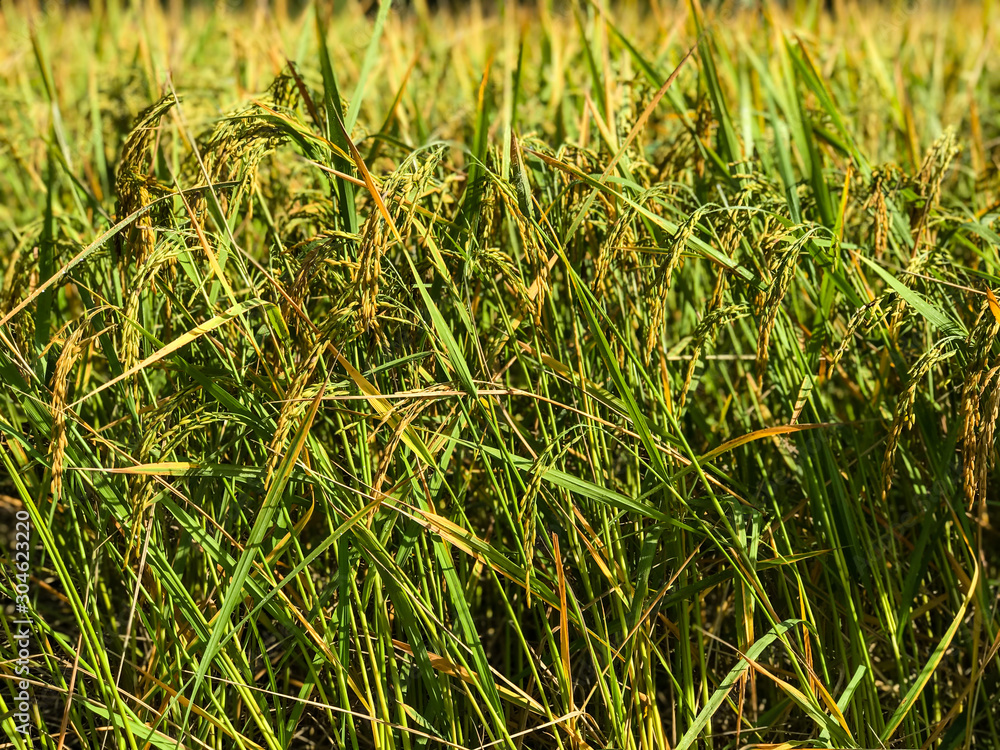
[755,229,809,380]
[116,94,178,270]
[644,206,710,364]
[50,324,91,504]
[881,340,955,501]
[353,208,387,346]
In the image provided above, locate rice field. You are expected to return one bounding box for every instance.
[0,0,998,748]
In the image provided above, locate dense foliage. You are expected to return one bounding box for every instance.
[1,1,998,748]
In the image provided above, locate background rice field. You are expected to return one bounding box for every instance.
[1,0,999,748]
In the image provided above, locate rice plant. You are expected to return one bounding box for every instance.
[0,1,998,748]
